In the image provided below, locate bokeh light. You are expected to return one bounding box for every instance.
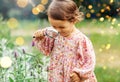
[110,0,114,3]
[99,17,104,22]
[37,4,45,12]
[101,9,105,13]
[116,70,120,73]
[106,44,111,50]
[32,7,39,15]
[15,37,24,46]
[0,56,12,68]
[96,13,101,17]
[106,6,111,11]
[86,13,91,18]
[31,0,48,15]
[41,0,48,5]
[7,18,18,29]
[118,24,120,27]
[32,4,45,15]
[90,9,95,13]
[103,66,107,70]
[88,5,93,9]
[105,15,110,19]
[17,0,28,8]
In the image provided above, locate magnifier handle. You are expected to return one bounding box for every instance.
[33,36,35,38]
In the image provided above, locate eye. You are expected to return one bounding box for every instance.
[59,26,65,28]
[53,26,57,28]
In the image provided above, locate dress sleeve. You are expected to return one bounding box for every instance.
[73,36,96,80]
[34,28,55,56]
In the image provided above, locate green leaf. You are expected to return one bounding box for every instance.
[9,77,14,82]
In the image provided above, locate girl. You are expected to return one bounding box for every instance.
[33,0,97,82]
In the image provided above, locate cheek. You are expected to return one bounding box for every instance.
[61,29,69,33]
[66,28,71,33]
[64,27,70,31]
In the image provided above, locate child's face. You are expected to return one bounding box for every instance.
[48,17,75,37]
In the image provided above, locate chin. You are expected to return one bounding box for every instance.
[61,33,70,37]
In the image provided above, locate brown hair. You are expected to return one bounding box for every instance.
[47,0,84,23]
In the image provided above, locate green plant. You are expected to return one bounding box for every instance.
[0,38,49,82]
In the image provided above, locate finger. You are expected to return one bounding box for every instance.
[71,77,80,82]
[70,74,77,82]
[70,74,74,77]
[70,73,77,79]
[70,74,81,82]
[33,30,41,38]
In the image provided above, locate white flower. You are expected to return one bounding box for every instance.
[0,56,12,68]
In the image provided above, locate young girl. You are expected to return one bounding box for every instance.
[33,0,97,82]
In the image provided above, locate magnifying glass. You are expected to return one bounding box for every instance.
[33,27,59,39]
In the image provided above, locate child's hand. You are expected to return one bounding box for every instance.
[33,30,45,41]
[70,72,81,82]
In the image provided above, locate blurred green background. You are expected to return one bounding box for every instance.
[0,0,120,82]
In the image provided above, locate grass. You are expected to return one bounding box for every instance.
[95,66,120,82]
[1,18,120,82]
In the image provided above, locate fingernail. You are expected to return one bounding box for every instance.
[70,74,73,77]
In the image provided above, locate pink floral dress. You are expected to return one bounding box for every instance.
[35,27,97,82]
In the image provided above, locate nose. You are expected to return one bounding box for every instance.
[55,28,61,33]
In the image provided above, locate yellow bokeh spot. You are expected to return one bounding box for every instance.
[86,13,91,18]
[99,48,103,52]
[7,18,18,29]
[118,24,120,27]
[32,7,39,15]
[15,37,24,46]
[17,0,28,8]
[90,9,95,13]
[110,0,114,3]
[116,70,120,73]
[106,44,111,50]
[41,0,48,5]
[101,9,105,13]
[112,18,116,22]
[99,17,104,22]
[105,15,110,19]
[37,4,45,12]
[106,6,111,11]
[96,13,101,17]
[100,30,105,34]
[88,5,93,9]
[0,56,12,68]
[103,4,107,7]
[103,66,107,70]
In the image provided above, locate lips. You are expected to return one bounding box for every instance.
[60,32,70,37]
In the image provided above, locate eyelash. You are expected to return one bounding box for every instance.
[59,26,64,28]
[53,26,65,29]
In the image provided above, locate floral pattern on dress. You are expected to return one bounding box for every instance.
[35,27,97,82]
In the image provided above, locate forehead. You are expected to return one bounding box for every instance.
[48,17,69,26]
